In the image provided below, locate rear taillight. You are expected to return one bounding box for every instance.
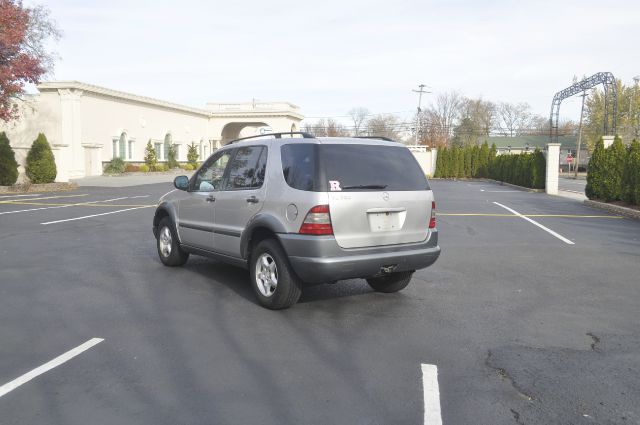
[429,201,436,229]
[299,205,333,235]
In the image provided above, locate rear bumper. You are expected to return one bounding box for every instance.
[278,230,440,285]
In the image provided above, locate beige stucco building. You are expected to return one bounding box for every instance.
[1,81,303,182]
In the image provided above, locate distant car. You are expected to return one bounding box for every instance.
[153,133,440,309]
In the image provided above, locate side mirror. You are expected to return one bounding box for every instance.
[174,175,189,191]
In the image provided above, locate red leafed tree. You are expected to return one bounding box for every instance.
[0,0,60,122]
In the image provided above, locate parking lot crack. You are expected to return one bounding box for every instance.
[510,408,525,425]
[486,350,536,402]
[587,332,601,352]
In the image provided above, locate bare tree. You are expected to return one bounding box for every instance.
[497,102,531,136]
[325,118,349,137]
[348,107,369,136]
[302,119,327,136]
[462,98,496,136]
[526,115,549,135]
[365,114,402,141]
[422,91,464,146]
[302,118,348,137]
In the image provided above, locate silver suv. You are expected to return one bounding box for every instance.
[153,133,440,309]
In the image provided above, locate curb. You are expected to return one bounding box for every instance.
[430,178,544,192]
[485,179,545,193]
[584,200,640,220]
[0,182,78,193]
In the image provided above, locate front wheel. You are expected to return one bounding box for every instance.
[250,239,302,309]
[366,271,414,293]
[157,217,189,266]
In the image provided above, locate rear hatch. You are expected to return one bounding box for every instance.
[321,143,433,249]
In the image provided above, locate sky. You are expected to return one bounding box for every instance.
[28,0,640,126]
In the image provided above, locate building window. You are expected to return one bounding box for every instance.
[128,140,134,160]
[155,143,163,160]
[173,144,180,161]
[112,139,118,159]
[164,133,172,162]
[119,132,127,158]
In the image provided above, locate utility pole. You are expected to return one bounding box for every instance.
[413,84,430,144]
[633,76,640,139]
[575,90,588,178]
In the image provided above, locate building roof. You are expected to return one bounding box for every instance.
[36,81,304,120]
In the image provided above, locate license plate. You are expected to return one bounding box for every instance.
[368,212,401,232]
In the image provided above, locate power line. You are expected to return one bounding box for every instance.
[302,110,414,119]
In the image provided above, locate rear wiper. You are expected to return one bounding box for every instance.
[341,184,388,190]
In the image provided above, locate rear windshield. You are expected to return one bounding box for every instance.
[280,143,429,192]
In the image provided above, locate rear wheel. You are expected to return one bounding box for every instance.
[250,239,302,309]
[366,271,414,293]
[157,217,189,266]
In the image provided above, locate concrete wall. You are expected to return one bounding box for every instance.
[407,146,437,177]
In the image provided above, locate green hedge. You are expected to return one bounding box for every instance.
[587,136,640,205]
[435,141,494,179]
[26,133,57,183]
[104,157,126,174]
[487,149,545,189]
[0,132,19,186]
[435,142,543,189]
[622,140,640,205]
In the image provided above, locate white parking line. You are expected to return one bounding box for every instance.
[0,196,148,216]
[493,201,575,245]
[0,193,42,199]
[422,364,443,425]
[0,338,104,398]
[480,189,521,193]
[41,206,152,225]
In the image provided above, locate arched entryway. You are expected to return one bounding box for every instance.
[220,122,270,144]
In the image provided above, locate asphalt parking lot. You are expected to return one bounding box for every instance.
[1,180,639,425]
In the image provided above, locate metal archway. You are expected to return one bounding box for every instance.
[549,72,617,143]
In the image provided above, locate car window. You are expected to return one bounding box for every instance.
[281,144,322,191]
[192,150,232,192]
[224,146,267,190]
[321,144,429,191]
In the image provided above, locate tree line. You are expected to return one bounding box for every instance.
[434,141,546,189]
[303,78,640,153]
[303,96,579,147]
[584,80,640,152]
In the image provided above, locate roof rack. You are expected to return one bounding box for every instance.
[353,136,396,142]
[227,132,315,145]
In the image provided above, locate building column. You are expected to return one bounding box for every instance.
[58,89,84,178]
[546,143,561,195]
[51,144,69,182]
[431,148,438,177]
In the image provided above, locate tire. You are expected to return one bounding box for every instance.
[157,217,189,266]
[366,271,414,293]
[250,239,302,309]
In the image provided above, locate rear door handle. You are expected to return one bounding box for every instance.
[246,196,259,204]
[206,195,216,202]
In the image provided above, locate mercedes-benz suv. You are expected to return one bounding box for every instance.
[153,133,440,309]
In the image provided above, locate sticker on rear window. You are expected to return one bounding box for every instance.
[329,180,342,191]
